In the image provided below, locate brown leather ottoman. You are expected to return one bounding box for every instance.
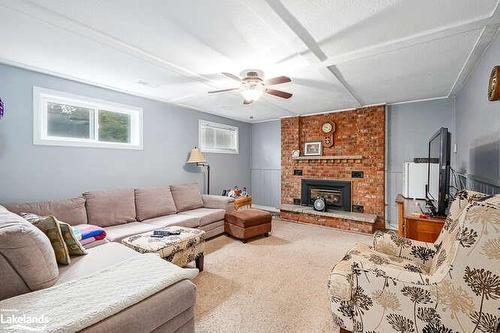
[225,209,272,243]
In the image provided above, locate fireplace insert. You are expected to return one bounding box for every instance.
[301,179,352,211]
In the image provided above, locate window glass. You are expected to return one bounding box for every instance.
[47,102,93,139]
[98,110,130,143]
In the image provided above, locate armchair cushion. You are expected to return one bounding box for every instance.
[373,230,437,270]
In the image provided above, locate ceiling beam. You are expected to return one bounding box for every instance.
[264,0,363,107]
[449,4,500,96]
[320,5,500,68]
[0,0,220,88]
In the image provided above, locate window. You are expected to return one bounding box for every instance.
[199,120,239,154]
[33,87,143,149]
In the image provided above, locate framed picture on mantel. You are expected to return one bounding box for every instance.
[304,141,322,156]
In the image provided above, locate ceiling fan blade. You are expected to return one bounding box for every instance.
[265,76,291,85]
[208,88,239,94]
[243,99,254,105]
[266,89,292,99]
[221,72,241,82]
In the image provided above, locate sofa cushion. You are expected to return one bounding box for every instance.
[104,222,156,242]
[4,197,87,226]
[142,214,200,229]
[57,242,139,284]
[84,189,136,227]
[21,214,71,265]
[80,279,196,333]
[170,184,203,212]
[0,206,59,300]
[135,186,177,221]
[179,208,225,226]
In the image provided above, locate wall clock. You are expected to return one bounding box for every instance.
[488,65,500,101]
[321,121,335,147]
[321,121,335,134]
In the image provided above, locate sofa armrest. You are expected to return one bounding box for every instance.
[202,195,235,212]
[373,230,437,267]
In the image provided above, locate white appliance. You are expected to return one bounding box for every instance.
[403,162,439,199]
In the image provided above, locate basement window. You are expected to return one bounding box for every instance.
[33,87,143,150]
[199,120,239,154]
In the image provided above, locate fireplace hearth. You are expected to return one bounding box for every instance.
[301,179,352,212]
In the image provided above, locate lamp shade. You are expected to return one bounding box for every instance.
[187,147,206,164]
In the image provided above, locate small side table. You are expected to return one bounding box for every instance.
[396,194,445,243]
[234,196,252,210]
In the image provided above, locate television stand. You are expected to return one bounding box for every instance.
[396,194,445,242]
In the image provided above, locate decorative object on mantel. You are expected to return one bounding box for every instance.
[488,65,499,101]
[187,147,211,194]
[291,150,300,158]
[0,97,4,119]
[304,141,322,156]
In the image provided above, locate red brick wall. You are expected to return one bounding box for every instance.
[281,106,385,228]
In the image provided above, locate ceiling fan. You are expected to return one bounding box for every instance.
[208,70,292,104]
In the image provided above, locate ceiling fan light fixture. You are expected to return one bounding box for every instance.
[240,87,263,102]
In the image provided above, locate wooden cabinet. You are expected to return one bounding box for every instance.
[396,194,445,243]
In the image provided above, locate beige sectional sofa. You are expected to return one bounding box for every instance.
[0,183,234,332]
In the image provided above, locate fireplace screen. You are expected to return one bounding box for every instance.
[301,179,352,211]
[310,188,342,207]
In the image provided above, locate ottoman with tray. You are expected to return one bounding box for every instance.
[121,226,205,271]
[225,209,272,243]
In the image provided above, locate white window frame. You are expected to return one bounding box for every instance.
[199,120,239,154]
[33,87,143,150]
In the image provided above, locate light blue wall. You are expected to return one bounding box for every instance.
[455,31,500,188]
[250,120,281,208]
[386,99,454,227]
[0,64,251,203]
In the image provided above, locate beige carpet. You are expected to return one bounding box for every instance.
[193,218,372,333]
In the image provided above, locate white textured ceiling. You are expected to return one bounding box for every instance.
[0,0,498,122]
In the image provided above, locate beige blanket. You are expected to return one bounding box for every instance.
[0,254,197,332]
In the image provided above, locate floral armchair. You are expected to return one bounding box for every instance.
[328,191,500,333]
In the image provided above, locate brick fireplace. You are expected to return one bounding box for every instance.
[280,106,386,233]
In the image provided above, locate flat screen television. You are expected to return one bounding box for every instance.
[426,127,451,216]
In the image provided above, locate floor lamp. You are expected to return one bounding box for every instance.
[187,147,210,194]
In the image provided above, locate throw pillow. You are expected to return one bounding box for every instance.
[58,221,87,256]
[21,213,71,265]
[22,213,87,257]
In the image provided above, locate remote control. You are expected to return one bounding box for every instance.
[153,230,181,236]
[150,234,165,238]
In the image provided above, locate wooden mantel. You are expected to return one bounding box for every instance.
[292,155,363,161]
